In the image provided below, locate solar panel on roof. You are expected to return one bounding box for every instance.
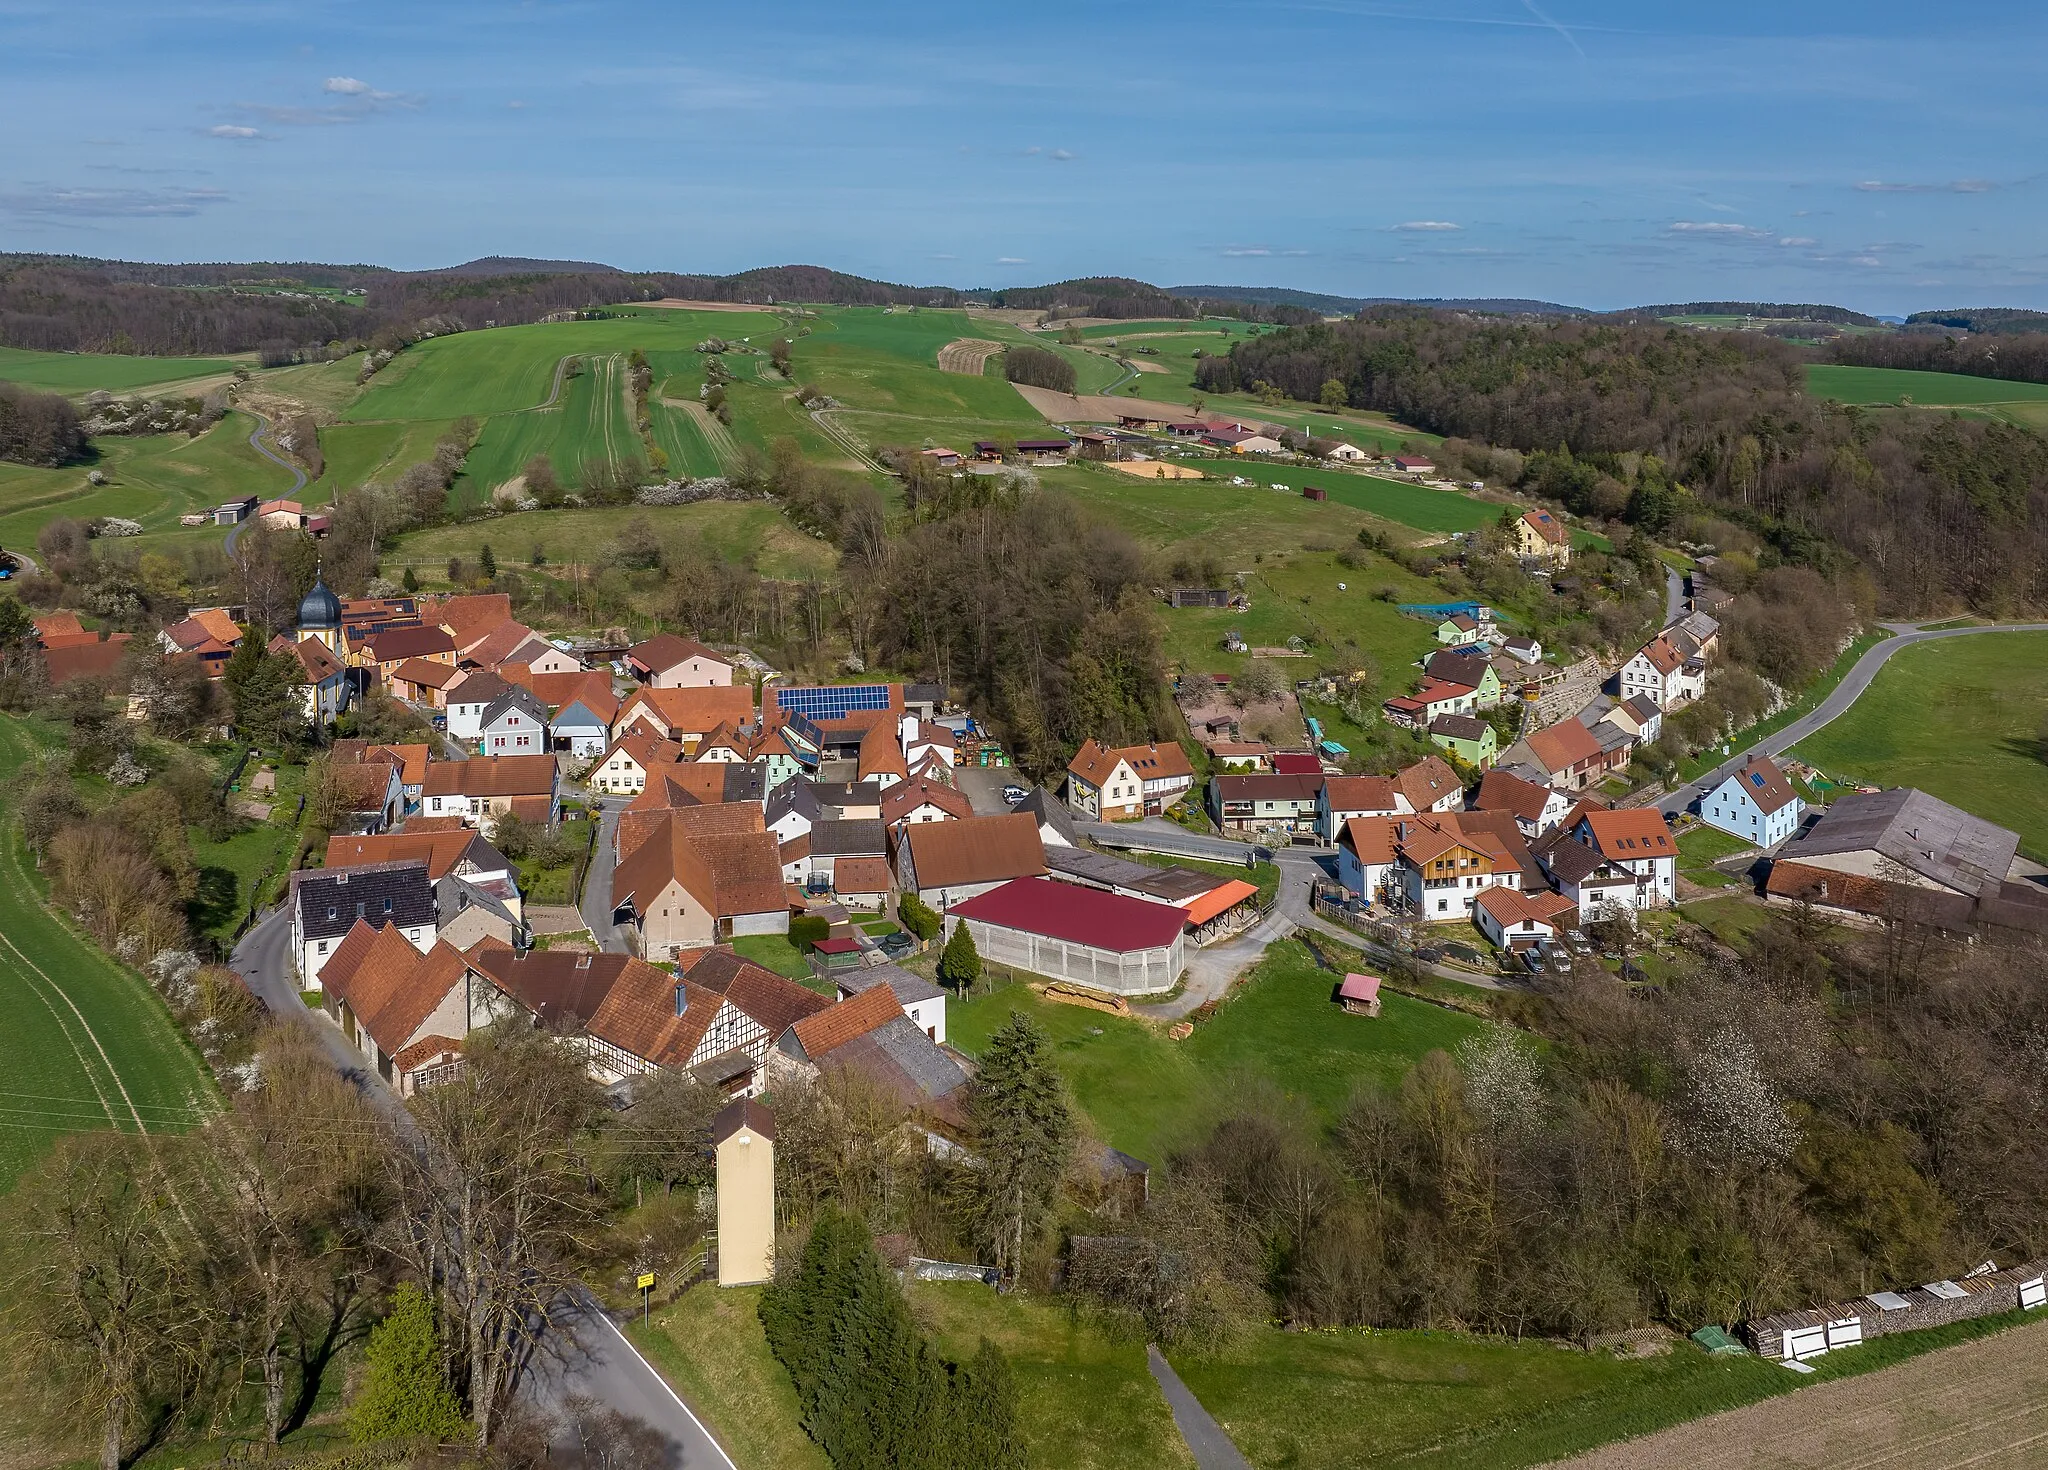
[773,684,892,719]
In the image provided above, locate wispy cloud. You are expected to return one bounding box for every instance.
[996,256,1027,264]
[206,124,264,140]
[1520,0,1586,59]
[1222,246,1272,257]
[226,76,422,128]
[1390,220,1460,232]
[1668,221,1774,238]
[1049,148,1075,161]
[0,185,230,219]
[1854,178,1995,194]
[1777,235,1817,247]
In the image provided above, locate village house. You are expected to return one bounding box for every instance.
[1326,442,1368,462]
[1428,713,1498,769]
[1762,787,2047,937]
[1317,774,1407,842]
[1619,633,1706,711]
[1424,650,1503,708]
[836,965,947,1045]
[588,728,683,795]
[1700,754,1805,848]
[327,760,405,834]
[257,498,307,530]
[1435,612,1492,645]
[613,685,756,753]
[1338,810,1532,920]
[1394,755,1466,814]
[624,633,735,689]
[158,607,243,677]
[781,816,888,895]
[443,670,511,740]
[881,776,974,833]
[291,859,436,989]
[1501,635,1543,665]
[1513,508,1573,566]
[332,740,431,811]
[1207,771,1323,835]
[1064,739,1196,821]
[478,685,552,757]
[1204,739,1274,772]
[1382,676,1480,729]
[1539,807,1676,915]
[771,984,968,1119]
[271,634,353,724]
[611,805,790,958]
[350,623,458,686]
[1470,767,1574,839]
[1499,716,1610,792]
[419,753,561,828]
[896,812,1047,909]
[389,656,462,707]
[1472,884,1578,952]
[318,924,504,1094]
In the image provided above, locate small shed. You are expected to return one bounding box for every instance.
[811,935,867,971]
[1302,485,1327,502]
[1338,972,1382,1017]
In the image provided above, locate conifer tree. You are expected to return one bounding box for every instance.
[970,1015,1073,1278]
[347,1283,467,1442]
[937,921,982,994]
[948,1337,1025,1469]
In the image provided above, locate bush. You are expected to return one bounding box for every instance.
[898,892,942,942]
[788,913,830,952]
[938,922,982,993]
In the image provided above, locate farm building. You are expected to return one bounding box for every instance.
[945,877,1187,996]
[1337,973,1381,1015]
[1302,485,1327,501]
[1392,455,1436,475]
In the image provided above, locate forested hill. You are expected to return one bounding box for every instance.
[1196,312,2048,614]
[1615,301,1885,326]
[1907,307,2048,334]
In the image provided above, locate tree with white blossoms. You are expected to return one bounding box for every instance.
[1456,1027,1545,1144]
[1671,1026,1799,1167]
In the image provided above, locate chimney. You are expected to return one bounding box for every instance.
[674,984,688,1017]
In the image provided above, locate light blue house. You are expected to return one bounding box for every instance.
[1700,755,1805,848]
[547,697,613,759]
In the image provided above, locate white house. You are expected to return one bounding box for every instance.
[836,965,947,1046]
[289,861,436,990]
[1317,775,1408,842]
[1472,885,1574,952]
[445,670,512,741]
[1570,807,1676,912]
[1619,634,1706,712]
[1700,755,1805,849]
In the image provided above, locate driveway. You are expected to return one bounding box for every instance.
[1656,619,2048,819]
[224,408,308,557]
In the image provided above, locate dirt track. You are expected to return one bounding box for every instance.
[1550,1316,2048,1469]
[1009,382,1276,430]
[936,338,1004,374]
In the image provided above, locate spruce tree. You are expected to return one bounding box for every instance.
[401,564,419,592]
[948,1338,1025,1470]
[970,1015,1073,1278]
[479,543,497,581]
[937,921,982,994]
[347,1283,468,1442]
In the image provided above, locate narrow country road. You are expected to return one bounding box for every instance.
[1664,564,1686,625]
[1147,1346,1252,1470]
[1655,620,2048,818]
[224,407,309,557]
[579,795,629,952]
[229,901,736,1460]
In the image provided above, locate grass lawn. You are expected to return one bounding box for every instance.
[0,411,299,550]
[1678,893,1776,947]
[1675,823,1753,889]
[190,814,302,945]
[1792,632,2048,858]
[912,1281,1195,1470]
[731,933,832,993]
[1805,364,2048,429]
[391,501,838,583]
[1152,548,1444,680]
[1170,1309,2041,1470]
[0,344,243,396]
[1677,633,1885,782]
[631,1284,829,1470]
[305,417,455,506]
[0,716,217,1192]
[949,941,1486,1164]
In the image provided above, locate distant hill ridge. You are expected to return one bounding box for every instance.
[430,256,620,276]
[1618,301,1885,327]
[1171,285,1588,317]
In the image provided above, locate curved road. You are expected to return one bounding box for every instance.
[1655,620,2048,818]
[224,407,309,556]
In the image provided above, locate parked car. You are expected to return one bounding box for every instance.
[1521,948,1548,975]
[1415,945,1443,964]
[1002,784,1029,804]
[1566,929,1593,955]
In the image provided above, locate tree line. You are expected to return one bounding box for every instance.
[0,381,88,465]
[1829,326,2048,387]
[1198,311,2048,614]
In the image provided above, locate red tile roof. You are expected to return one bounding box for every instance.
[421,754,557,799]
[902,813,1046,890]
[1579,807,1675,859]
[627,633,730,674]
[789,984,902,1057]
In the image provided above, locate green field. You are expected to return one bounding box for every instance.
[0,409,296,549]
[948,942,1485,1165]
[392,501,839,583]
[305,417,455,505]
[1792,632,2048,857]
[0,716,217,1192]
[0,344,244,396]
[1805,364,2048,429]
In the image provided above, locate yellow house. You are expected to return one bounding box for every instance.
[1513,508,1572,567]
[714,1099,776,1286]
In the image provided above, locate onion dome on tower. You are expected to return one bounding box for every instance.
[297,571,341,648]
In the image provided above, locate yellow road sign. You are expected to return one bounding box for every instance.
[637,1271,656,1290]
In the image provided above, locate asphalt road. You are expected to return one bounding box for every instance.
[1147,1345,1252,1470]
[224,408,308,556]
[1655,620,2048,818]
[229,900,733,1458]
[580,795,629,951]
[1664,565,1686,624]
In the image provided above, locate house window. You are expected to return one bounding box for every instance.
[317,940,329,954]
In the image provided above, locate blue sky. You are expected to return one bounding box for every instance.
[3,0,2045,312]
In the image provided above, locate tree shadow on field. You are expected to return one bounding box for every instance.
[189,865,243,939]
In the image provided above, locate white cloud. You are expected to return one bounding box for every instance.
[996,256,1027,264]
[1049,148,1075,161]
[0,185,229,218]
[1855,178,1994,194]
[1668,221,1774,239]
[1390,220,1461,232]
[506,99,527,110]
[207,124,262,139]
[1777,236,1817,247]
[324,76,372,95]
[1222,246,1271,257]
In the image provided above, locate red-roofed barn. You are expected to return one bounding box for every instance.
[945,877,1187,996]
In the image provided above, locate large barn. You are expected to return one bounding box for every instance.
[945,877,1187,996]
